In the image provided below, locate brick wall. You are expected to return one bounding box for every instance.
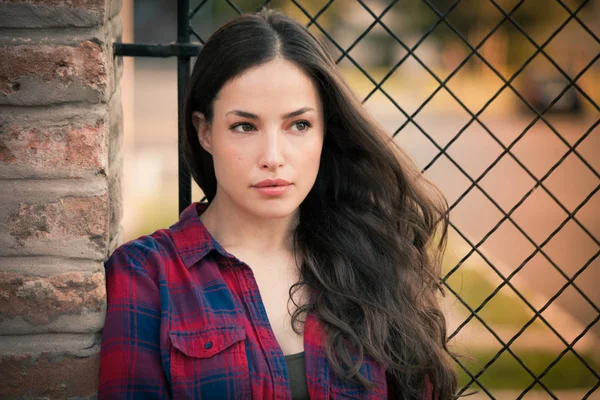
[0,0,123,398]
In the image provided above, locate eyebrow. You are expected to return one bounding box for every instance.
[225,107,314,120]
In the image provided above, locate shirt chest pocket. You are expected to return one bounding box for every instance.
[169,325,252,399]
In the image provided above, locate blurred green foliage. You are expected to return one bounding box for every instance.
[444,266,543,329]
[457,349,600,389]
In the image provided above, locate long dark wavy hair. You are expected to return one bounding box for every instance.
[182,8,457,400]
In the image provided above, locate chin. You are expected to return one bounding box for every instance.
[247,200,300,220]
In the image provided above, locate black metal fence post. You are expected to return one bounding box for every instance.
[177,0,192,214]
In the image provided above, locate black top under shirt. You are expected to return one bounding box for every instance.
[285,351,310,399]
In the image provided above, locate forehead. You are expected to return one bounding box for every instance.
[213,58,322,115]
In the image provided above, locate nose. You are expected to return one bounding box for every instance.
[259,129,284,171]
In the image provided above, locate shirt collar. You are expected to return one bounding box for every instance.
[169,202,233,269]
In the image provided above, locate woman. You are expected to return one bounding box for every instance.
[99,8,457,400]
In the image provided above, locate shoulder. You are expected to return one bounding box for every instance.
[109,202,207,258]
[104,228,177,286]
[110,228,174,261]
[104,202,213,284]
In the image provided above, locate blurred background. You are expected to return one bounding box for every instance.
[119,0,599,398]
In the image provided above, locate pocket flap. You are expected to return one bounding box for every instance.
[169,325,246,359]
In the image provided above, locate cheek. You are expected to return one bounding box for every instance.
[217,156,248,179]
[301,139,324,169]
[211,142,249,181]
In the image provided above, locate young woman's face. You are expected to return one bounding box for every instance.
[194,58,325,219]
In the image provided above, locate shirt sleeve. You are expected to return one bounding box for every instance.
[98,246,170,399]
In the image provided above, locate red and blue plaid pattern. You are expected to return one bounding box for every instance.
[99,202,430,399]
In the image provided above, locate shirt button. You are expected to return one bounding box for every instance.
[204,341,213,349]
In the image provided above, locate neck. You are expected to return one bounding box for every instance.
[199,194,299,256]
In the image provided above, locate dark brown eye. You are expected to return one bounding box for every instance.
[293,121,311,132]
[232,123,255,133]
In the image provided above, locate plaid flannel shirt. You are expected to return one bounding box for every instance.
[99,202,433,399]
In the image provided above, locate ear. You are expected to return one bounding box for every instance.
[192,111,212,154]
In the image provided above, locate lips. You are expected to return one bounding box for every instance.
[252,179,292,197]
[253,179,291,188]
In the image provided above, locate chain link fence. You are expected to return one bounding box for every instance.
[115,0,599,397]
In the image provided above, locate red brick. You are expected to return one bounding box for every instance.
[0,118,106,175]
[0,0,120,29]
[0,41,107,96]
[0,351,99,399]
[3,0,105,9]
[8,195,109,246]
[0,271,105,325]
